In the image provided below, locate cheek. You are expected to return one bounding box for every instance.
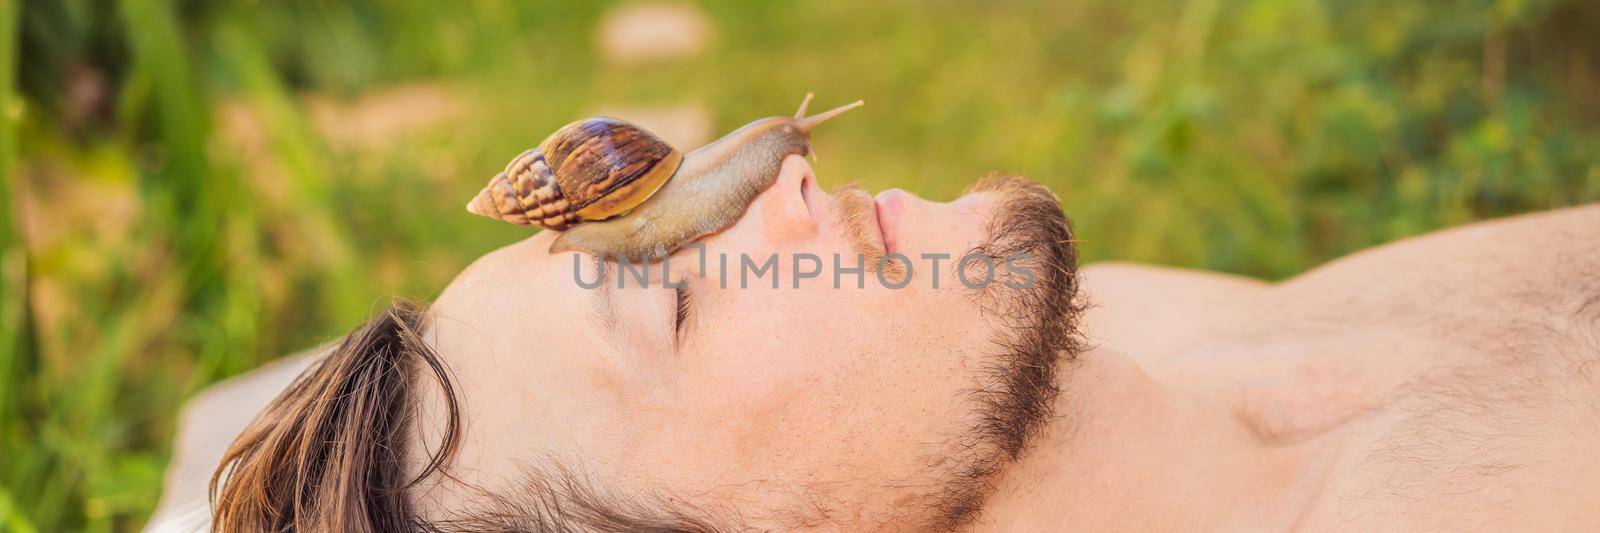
[601,283,1013,510]
[683,281,994,406]
[659,286,994,457]
[688,289,875,398]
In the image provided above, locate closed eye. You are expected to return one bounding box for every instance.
[673,283,694,347]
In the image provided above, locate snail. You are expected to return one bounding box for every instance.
[466,93,863,260]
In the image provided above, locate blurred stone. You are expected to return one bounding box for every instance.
[597,2,711,64]
[216,82,467,200]
[589,102,712,150]
[306,83,464,151]
[17,158,140,253]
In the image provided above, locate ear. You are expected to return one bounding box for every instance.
[210,300,460,533]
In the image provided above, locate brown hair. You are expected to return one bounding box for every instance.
[208,300,730,532]
[209,299,461,532]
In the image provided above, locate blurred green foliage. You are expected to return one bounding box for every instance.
[3,0,1598,529]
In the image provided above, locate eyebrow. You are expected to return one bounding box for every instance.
[586,257,628,355]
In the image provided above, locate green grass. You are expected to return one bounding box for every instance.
[4,0,1599,529]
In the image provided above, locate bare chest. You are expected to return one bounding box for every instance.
[1253,272,1600,531]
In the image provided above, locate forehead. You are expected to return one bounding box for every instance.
[430,232,609,378]
[431,232,578,340]
[428,230,637,373]
[422,230,640,470]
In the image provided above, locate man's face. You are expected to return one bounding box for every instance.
[419,156,1080,528]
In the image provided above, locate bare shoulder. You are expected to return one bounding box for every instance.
[1282,204,1600,309]
[1271,205,1600,369]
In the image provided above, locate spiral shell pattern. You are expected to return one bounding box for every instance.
[467,118,681,231]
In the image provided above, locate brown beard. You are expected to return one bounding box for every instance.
[921,174,1086,530]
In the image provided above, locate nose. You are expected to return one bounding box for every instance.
[754,154,819,242]
[669,154,817,283]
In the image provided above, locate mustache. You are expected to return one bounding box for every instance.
[830,182,904,279]
[828,177,1076,288]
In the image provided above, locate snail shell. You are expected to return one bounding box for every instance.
[466,117,683,231]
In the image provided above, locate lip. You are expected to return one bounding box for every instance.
[874,189,907,254]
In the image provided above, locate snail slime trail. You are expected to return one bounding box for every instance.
[467,94,864,261]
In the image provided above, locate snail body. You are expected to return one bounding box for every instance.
[468,94,862,261]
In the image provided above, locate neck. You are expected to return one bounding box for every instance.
[970,348,1332,531]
